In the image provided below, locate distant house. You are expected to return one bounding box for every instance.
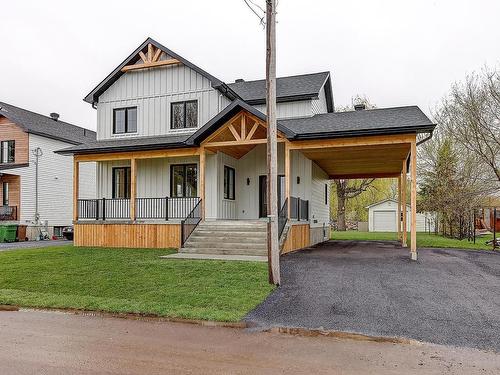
[367,199,436,232]
[0,102,96,239]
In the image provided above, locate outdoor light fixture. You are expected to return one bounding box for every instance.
[296,176,301,184]
[247,177,250,185]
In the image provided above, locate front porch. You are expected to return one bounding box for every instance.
[0,173,20,222]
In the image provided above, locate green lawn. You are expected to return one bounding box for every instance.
[0,246,274,322]
[331,231,495,251]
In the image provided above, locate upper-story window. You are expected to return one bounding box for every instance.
[171,100,198,130]
[0,141,15,164]
[113,107,137,134]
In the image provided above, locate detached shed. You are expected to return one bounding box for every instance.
[367,199,436,232]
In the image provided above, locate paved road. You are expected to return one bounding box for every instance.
[0,310,499,374]
[0,239,72,251]
[246,240,500,351]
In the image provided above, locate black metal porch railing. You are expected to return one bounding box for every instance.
[0,205,17,221]
[289,196,309,221]
[278,198,288,238]
[77,197,200,221]
[181,199,202,246]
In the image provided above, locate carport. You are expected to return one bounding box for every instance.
[288,133,421,259]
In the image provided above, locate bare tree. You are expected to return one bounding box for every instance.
[440,68,500,183]
[334,179,375,230]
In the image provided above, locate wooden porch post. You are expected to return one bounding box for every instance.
[130,158,137,221]
[410,140,417,260]
[285,142,291,219]
[73,159,79,222]
[200,146,205,220]
[402,159,407,247]
[397,175,402,240]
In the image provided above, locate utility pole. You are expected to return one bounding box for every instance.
[31,147,43,223]
[266,0,280,285]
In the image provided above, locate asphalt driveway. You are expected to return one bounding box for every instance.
[245,240,500,351]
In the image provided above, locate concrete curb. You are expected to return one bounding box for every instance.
[16,307,247,329]
[268,326,422,345]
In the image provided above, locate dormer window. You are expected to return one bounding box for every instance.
[171,100,197,129]
[113,107,137,134]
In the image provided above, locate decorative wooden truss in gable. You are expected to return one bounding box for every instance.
[202,110,286,159]
[121,43,181,72]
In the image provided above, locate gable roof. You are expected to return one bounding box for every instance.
[0,101,96,145]
[280,106,435,140]
[228,72,334,111]
[186,99,295,145]
[84,37,240,105]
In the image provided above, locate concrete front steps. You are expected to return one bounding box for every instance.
[180,220,267,256]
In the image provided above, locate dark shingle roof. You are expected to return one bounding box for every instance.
[279,106,435,139]
[57,133,191,155]
[228,72,331,105]
[0,101,96,145]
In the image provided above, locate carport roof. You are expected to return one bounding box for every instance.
[281,106,435,140]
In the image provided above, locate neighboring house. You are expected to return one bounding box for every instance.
[366,199,436,232]
[59,37,435,258]
[0,102,96,239]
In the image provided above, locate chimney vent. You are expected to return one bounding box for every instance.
[354,103,366,111]
[235,79,245,83]
[50,112,60,121]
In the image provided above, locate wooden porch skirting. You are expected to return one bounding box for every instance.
[74,223,181,249]
[282,224,311,254]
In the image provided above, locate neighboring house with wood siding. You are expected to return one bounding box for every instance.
[59,37,435,259]
[0,102,96,239]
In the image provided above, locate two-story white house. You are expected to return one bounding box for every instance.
[59,38,435,258]
[0,102,96,240]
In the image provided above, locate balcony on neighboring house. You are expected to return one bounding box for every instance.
[0,205,17,221]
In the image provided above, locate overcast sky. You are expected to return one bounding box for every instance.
[0,0,499,131]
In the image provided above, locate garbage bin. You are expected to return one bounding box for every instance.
[4,225,18,242]
[17,225,27,242]
[0,226,6,242]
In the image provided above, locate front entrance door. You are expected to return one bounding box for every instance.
[259,175,285,218]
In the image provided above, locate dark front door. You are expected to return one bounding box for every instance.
[259,175,285,218]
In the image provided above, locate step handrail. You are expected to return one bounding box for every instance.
[180,199,202,247]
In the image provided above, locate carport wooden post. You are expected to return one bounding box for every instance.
[410,140,417,260]
[402,160,407,247]
[285,142,291,219]
[397,176,402,240]
[73,159,79,222]
[130,158,137,221]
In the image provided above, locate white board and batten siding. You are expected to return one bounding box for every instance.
[311,86,329,115]
[368,199,436,232]
[3,134,96,227]
[96,63,231,140]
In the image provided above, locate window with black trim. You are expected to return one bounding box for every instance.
[113,107,137,134]
[224,166,235,200]
[171,100,198,129]
[2,182,9,206]
[170,164,198,197]
[112,167,131,199]
[0,140,15,163]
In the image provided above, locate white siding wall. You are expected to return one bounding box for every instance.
[235,144,285,219]
[217,152,238,219]
[97,64,230,140]
[96,156,199,199]
[254,100,313,119]
[310,162,330,228]
[3,134,96,227]
[312,86,328,114]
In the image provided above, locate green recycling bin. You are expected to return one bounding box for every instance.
[0,226,6,242]
[3,225,18,242]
